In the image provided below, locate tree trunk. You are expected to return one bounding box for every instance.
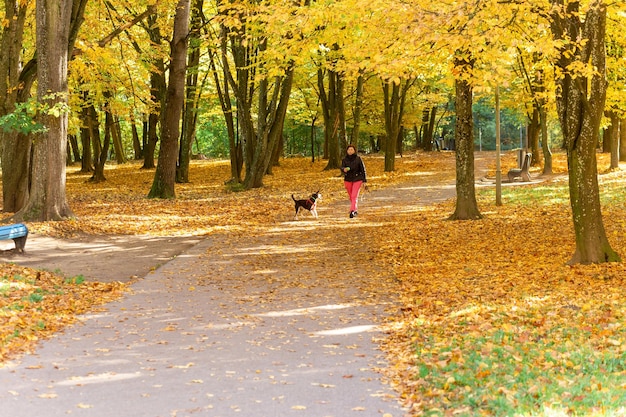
[619,119,626,162]
[383,81,400,172]
[79,102,94,173]
[350,75,364,145]
[0,1,28,213]
[602,114,611,153]
[141,9,166,170]
[110,114,126,165]
[212,41,241,183]
[608,111,619,169]
[148,0,190,198]
[67,134,80,164]
[91,108,109,183]
[318,68,343,170]
[449,54,481,220]
[540,105,553,175]
[242,71,294,189]
[425,106,437,152]
[177,0,204,184]
[130,111,143,160]
[383,79,411,171]
[16,0,75,221]
[550,0,619,264]
[528,107,542,166]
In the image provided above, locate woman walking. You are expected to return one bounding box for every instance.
[341,144,367,218]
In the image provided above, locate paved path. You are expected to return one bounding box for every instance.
[1,233,395,417]
[0,153,486,417]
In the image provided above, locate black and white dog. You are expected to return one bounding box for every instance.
[292,191,321,220]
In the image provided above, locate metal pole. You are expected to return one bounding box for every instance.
[495,86,502,206]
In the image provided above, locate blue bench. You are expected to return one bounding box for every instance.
[0,223,28,252]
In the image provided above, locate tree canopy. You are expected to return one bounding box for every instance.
[1,0,626,261]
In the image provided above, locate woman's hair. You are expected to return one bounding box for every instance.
[346,144,357,152]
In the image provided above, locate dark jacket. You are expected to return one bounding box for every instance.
[341,154,367,183]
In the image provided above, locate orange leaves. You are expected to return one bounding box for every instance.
[365,153,626,415]
[0,265,127,363]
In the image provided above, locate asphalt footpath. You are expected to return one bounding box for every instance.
[0,215,404,417]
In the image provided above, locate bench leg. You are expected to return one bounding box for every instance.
[13,236,27,253]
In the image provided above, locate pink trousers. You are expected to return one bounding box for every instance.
[344,181,363,212]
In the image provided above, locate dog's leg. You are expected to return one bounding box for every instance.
[294,206,300,220]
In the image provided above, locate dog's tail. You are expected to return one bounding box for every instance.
[291,194,296,202]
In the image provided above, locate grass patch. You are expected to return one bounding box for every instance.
[64,275,85,285]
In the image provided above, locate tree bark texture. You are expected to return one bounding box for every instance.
[350,75,364,146]
[141,9,167,170]
[91,109,110,183]
[243,71,294,188]
[540,105,553,175]
[177,0,204,184]
[383,81,400,172]
[619,119,626,162]
[608,111,619,169]
[528,108,542,166]
[212,34,241,183]
[148,0,190,198]
[79,101,94,173]
[319,69,343,170]
[449,55,481,220]
[550,0,619,263]
[18,0,75,221]
[0,0,28,212]
[383,78,412,171]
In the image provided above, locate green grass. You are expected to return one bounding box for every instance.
[478,172,626,208]
[479,183,570,206]
[410,309,626,417]
[64,275,85,285]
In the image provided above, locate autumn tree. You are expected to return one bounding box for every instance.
[148,0,191,199]
[317,64,344,170]
[449,51,482,220]
[382,79,413,172]
[139,6,168,170]
[218,0,302,189]
[13,0,88,221]
[0,0,29,213]
[549,0,619,263]
[177,0,205,184]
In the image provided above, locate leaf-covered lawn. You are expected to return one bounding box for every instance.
[0,266,125,362]
[369,155,626,416]
[2,151,626,417]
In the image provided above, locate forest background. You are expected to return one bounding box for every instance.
[2,0,626,415]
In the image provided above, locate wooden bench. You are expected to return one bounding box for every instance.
[507,153,532,182]
[0,223,29,253]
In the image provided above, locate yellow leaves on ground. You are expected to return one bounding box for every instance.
[27,155,424,238]
[362,153,626,416]
[0,265,126,363]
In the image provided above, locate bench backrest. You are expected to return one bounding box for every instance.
[522,153,532,171]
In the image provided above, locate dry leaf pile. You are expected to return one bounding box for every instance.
[0,265,126,362]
